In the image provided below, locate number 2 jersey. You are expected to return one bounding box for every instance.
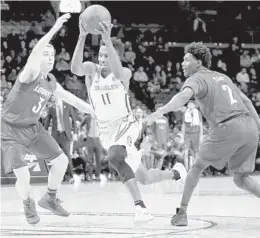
[1,71,56,127]
[88,69,132,125]
[181,69,250,128]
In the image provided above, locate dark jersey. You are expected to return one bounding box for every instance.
[181,69,249,128]
[1,71,56,126]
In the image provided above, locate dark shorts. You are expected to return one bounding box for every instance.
[184,132,200,153]
[199,115,258,174]
[1,120,63,174]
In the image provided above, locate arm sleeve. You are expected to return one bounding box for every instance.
[181,75,208,99]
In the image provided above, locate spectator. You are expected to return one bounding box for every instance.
[42,9,55,32]
[236,68,250,92]
[153,65,166,84]
[133,66,148,84]
[7,29,19,52]
[18,29,27,42]
[55,47,71,71]
[2,81,13,101]
[124,46,136,65]
[165,60,174,78]
[7,69,17,82]
[2,40,9,56]
[240,50,252,68]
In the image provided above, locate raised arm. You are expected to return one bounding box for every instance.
[19,14,71,84]
[71,15,95,77]
[97,22,132,90]
[54,83,94,115]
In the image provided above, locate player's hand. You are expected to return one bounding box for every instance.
[144,109,163,125]
[53,13,71,31]
[95,21,113,42]
[79,14,88,36]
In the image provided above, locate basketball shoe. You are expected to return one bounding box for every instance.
[134,205,154,223]
[38,194,70,216]
[23,198,40,224]
[171,208,188,226]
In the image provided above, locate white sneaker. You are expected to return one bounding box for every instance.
[173,163,187,185]
[134,205,154,223]
[100,174,108,188]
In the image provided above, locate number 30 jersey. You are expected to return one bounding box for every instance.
[181,69,250,128]
[1,71,56,126]
[88,71,131,124]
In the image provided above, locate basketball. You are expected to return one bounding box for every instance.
[81,5,111,35]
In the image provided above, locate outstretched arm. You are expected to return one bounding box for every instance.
[159,88,194,114]
[145,88,194,125]
[54,83,94,115]
[19,14,71,84]
[71,15,95,77]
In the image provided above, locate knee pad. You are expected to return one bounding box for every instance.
[107,145,135,183]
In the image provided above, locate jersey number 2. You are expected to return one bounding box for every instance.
[222,85,238,105]
[101,93,111,105]
[32,97,45,113]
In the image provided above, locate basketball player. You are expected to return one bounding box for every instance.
[145,42,260,226]
[1,14,94,225]
[71,18,186,223]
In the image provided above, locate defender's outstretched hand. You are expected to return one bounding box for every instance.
[144,109,164,125]
[79,14,88,36]
[53,13,71,31]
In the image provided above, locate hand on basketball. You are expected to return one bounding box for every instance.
[79,14,88,36]
[95,21,113,41]
[53,13,71,31]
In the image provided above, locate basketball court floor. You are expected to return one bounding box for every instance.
[1,175,260,238]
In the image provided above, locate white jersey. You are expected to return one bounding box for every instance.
[87,68,142,173]
[88,70,131,124]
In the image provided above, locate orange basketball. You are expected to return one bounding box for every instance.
[81,5,111,35]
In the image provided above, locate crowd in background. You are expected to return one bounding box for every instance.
[1,1,260,181]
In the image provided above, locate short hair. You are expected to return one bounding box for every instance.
[185,42,212,68]
[100,37,124,58]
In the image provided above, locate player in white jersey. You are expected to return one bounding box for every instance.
[71,16,186,223]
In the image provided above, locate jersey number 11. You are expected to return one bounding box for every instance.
[101,93,111,105]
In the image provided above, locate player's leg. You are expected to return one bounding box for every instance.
[107,145,153,223]
[93,138,102,179]
[230,117,260,197]
[135,161,182,185]
[28,125,69,216]
[2,140,40,224]
[58,132,73,182]
[171,158,209,226]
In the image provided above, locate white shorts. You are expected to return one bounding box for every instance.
[98,116,142,173]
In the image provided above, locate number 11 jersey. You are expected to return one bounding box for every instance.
[181,69,250,128]
[88,71,132,124]
[1,72,56,126]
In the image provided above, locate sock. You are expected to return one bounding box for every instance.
[134,200,146,208]
[23,197,31,204]
[180,205,187,212]
[47,188,57,198]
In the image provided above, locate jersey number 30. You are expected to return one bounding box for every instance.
[222,85,238,105]
[32,97,45,113]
